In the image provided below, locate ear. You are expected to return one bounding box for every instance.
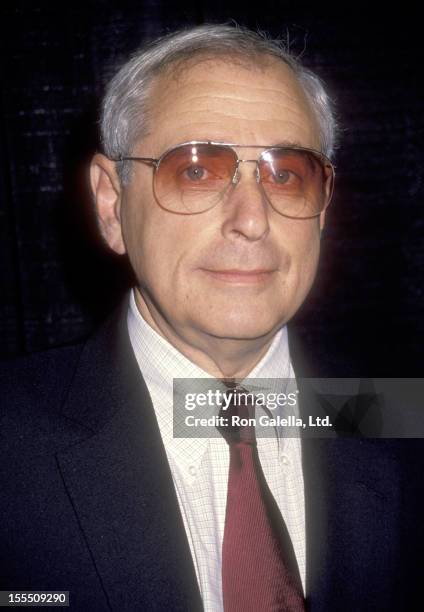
[319,167,334,234]
[89,153,126,254]
[319,209,327,233]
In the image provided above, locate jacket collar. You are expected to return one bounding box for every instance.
[288,324,400,609]
[57,296,203,611]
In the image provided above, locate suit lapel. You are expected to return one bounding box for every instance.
[300,434,401,611]
[289,329,401,610]
[56,300,202,611]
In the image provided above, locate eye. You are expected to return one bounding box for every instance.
[273,169,291,184]
[184,165,206,181]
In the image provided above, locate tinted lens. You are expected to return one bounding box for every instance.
[154,144,237,214]
[259,148,334,218]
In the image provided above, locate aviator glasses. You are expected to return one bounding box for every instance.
[110,141,335,219]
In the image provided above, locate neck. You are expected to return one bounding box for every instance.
[133,287,277,379]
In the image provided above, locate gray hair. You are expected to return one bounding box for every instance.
[100,23,339,185]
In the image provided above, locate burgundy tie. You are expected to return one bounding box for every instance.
[217,385,306,612]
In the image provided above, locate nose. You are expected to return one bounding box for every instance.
[221,162,270,242]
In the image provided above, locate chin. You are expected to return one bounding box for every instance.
[199,309,285,341]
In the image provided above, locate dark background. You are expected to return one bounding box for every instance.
[0,1,422,375]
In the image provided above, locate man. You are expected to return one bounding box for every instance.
[0,24,421,612]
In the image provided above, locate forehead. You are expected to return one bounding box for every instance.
[141,56,320,154]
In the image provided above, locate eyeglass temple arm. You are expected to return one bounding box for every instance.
[108,156,159,168]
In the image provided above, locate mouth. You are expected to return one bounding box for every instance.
[200,268,277,284]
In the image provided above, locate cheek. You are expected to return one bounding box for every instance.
[121,199,199,298]
[120,192,153,277]
[284,222,321,289]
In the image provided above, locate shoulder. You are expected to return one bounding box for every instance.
[0,296,132,454]
[1,341,82,392]
[0,342,83,408]
[0,342,89,454]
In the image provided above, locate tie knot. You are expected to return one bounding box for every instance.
[217,385,257,445]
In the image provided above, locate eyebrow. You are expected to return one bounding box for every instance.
[205,139,308,149]
[145,139,312,160]
[272,140,304,148]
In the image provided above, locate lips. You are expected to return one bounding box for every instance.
[200,268,276,283]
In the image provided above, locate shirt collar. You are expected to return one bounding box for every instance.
[127,288,296,478]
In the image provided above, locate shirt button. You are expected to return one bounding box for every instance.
[189,465,197,477]
[280,454,290,466]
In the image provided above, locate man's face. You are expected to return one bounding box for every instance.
[107,58,325,347]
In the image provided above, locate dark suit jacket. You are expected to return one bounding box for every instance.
[1,299,422,611]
